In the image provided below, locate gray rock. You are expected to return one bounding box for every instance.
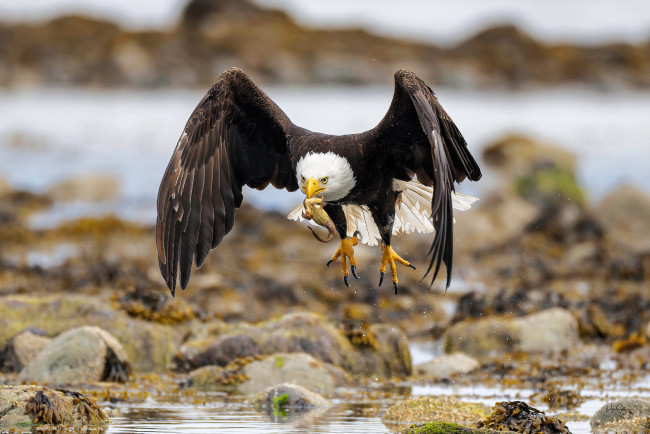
[0,385,108,430]
[177,312,412,378]
[18,326,131,384]
[0,329,52,372]
[188,352,349,395]
[591,399,650,432]
[515,308,579,353]
[251,383,331,413]
[445,308,578,359]
[414,352,480,380]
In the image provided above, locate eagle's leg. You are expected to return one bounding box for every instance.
[324,203,360,287]
[370,196,416,294]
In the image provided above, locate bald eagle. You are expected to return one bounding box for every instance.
[157,67,481,296]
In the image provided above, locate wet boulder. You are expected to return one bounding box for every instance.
[18,326,131,384]
[382,397,490,429]
[251,383,331,414]
[445,308,578,359]
[476,401,571,433]
[0,385,108,431]
[0,294,178,372]
[590,399,650,433]
[414,352,480,381]
[0,329,52,373]
[187,352,349,395]
[176,312,412,378]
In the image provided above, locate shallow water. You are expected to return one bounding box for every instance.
[94,343,650,434]
[107,400,393,433]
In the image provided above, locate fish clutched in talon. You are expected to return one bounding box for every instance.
[301,197,336,243]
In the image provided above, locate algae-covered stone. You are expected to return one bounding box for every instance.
[402,422,509,434]
[0,328,52,373]
[477,401,571,433]
[445,308,578,359]
[590,399,650,433]
[0,385,108,430]
[18,326,131,384]
[382,397,490,427]
[251,383,331,414]
[188,352,349,395]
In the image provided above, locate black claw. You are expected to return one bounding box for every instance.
[353,230,362,240]
[408,264,416,270]
[379,272,384,287]
[351,265,360,279]
[344,275,350,287]
[327,260,333,267]
[393,282,398,295]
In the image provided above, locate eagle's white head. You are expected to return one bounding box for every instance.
[296,152,355,201]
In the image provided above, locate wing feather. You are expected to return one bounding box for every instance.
[156,67,296,295]
[373,70,482,289]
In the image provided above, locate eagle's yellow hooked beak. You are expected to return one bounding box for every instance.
[305,178,324,198]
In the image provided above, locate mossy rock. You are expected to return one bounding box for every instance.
[514,164,586,206]
[403,422,512,434]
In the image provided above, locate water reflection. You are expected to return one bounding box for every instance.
[108,399,393,433]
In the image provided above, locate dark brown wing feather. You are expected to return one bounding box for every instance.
[374,70,482,289]
[156,67,297,295]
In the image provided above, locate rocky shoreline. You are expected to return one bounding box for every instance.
[1,133,649,431]
[1,0,649,90]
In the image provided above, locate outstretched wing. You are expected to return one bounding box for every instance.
[373,70,482,289]
[156,67,297,295]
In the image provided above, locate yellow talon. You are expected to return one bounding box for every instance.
[327,236,359,287]
[379,243,416,294]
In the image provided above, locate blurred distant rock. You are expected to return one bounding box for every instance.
[444,308,579,359]
[483,134,584,207]
[0,0,649,88]
[596,185,650,253]
[47,174,120,202]
[414,352,480,381]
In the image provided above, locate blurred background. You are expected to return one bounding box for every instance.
[0,1,649,433]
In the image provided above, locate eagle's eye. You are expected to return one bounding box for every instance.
[300,175,305,183]
[321,177,328,185]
